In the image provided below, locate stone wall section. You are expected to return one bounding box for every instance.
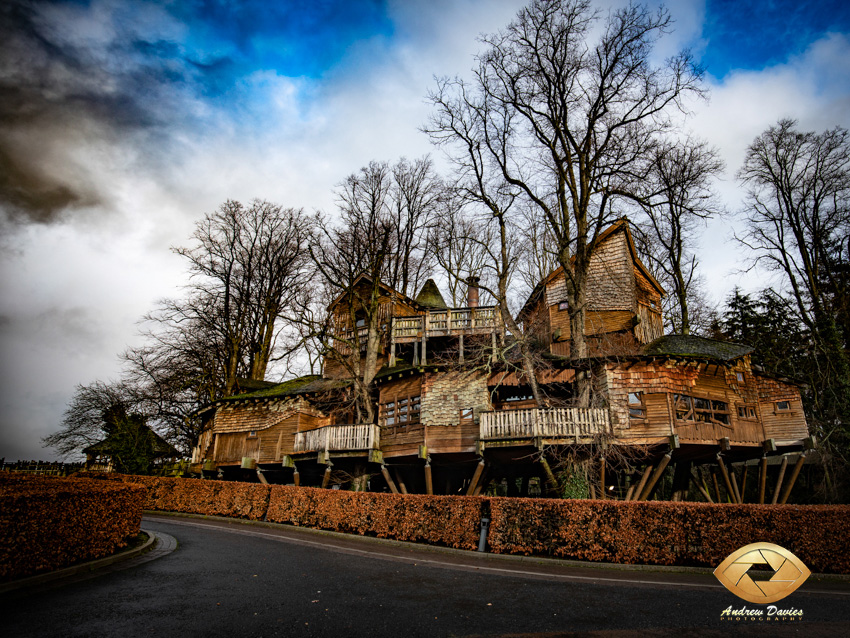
[421,370,492,426]
[214,397,324,433]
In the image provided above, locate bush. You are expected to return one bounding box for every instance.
[0,474,145,581]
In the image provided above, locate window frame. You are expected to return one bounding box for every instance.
[736,404,758,421]
[673,393,731,427]
[381,393,421,429]
[459,407,475,425]
[628,391,646,420]
[775,400,792,413]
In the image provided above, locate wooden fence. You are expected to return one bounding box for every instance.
[294,424,380,453]
[480,407,611,441]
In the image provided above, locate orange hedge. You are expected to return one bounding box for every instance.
[0,474,145,581]
[487,497,850,574]
[266,486,484,550]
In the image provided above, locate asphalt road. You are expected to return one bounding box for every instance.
[3,514,849,637]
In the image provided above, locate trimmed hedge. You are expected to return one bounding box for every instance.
[0,474,146,581]
[80,474,850,573]
[267,486,483,550]
[487,497,850,574]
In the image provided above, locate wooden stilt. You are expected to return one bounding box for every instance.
[389,339,396,367]
[491,331,497,362]
[716,455,737,503]
[631,464,654,502]
[690,469,714,502]
[779,453,806,504]
[671,460,692,502]
[413,341,419,366]
[625,484,636,501]
[473,468,489,496]
[381,465,399,494]
[421,334,427,366]
[394,468,409,494]
[466,460,486,496]
[539,457,560,496]
[293,469,300,487]
[710,467,722,503]
[638,453,671,501]
[424,462,433,495]
[256,469,268,485]
[758,456,768,504]
[730,470,742,504]
[459,334,464,364]
[599,457,607,500]
[740,465,749,502]
[771,456,789,505]
[321,465,332,489]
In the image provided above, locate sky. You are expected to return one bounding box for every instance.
[1,0,849,461]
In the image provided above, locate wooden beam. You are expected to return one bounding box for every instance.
[671,460,691,502]
[459,334,464,364]
[716,455,737,503]
[638,453,672,501]
[394,468,409,495]
[779,453,806,504]
[321,465,332,489]
[740,465,749,502]
[599,456,606,500]
[293,469,300,487]
[539,457,560,496]
[256,469,268,485]
[421,334,427,366]
[690,469,713,503]
[771,456,789,505]
[758,456,768,504]
[466,460,486,496]
[424,462,433,495]
[381,465,399,494]
[730,469,742,504]
[710,467,722,503]
[630,464,654,502]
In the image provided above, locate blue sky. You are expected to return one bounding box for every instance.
[1,0,849,460]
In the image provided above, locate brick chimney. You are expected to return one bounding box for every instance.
[466,276,480,308]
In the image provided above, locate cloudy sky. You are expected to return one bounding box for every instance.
[1,0,849,461]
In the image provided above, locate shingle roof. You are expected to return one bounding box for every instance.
[219,375,350,403]
[642,334,754,361]
[415,278,448,309]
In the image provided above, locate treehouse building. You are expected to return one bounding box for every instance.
[192,220,813,503]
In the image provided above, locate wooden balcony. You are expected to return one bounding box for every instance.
[480,407,612,443]
[392,306,499,343]
[293,424,380,453]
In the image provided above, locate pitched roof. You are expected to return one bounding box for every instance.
[415,279,448,309]
[83,425,179,457]
[218,375,350,403]
[641,334,754,362]
[326,273,417,312]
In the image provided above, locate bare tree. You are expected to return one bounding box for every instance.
[632,137,724,334]
[426,0,702,405]
[174,199,311,395]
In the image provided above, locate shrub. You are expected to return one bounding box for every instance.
[0,474,145,581]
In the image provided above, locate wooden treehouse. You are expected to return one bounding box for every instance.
[191,219,813,504]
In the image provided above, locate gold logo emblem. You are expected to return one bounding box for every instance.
[714,542,811,604]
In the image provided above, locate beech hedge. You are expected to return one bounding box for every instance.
[79,474,850,573]
[0,474,145,581]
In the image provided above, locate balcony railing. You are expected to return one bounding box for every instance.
[480,407,611,441]
[293,424,380,453]
[392,306,499,340]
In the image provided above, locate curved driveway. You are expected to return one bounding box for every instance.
[4,513,849,637]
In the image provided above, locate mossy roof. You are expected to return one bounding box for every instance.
[642,334,754,362]
[218,375,350,403]
[415,278,448,309]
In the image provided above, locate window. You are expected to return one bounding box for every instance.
[737,405,757,420]
[735,371,745,383]
[381,394,420,428]
[628,392,645,419]
[459,408,474,425]
[673,394,730,426]
[248,430,257,438]
[775,400,791,412]
[558,301,569,311]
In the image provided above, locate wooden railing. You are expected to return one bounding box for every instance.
[480,407,611,440]
[392,306,499,339]
[294,424,380,453]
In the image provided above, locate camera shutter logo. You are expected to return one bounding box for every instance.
[714,542,811,604]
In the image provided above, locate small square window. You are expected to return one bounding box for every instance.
[248,430,257,438]
[736,371,745,383]
[558,301,569,311]
[776,401,791,412]
[459,408,474,424]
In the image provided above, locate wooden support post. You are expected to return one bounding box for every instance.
[630,464,654,502]
[539,457,560,496]
[473,467,489,496]
[771,456,789,505]
[413,341,419,366]
[716,455,737,503]
[459,334,464,364]
[466,460,486,496]
[421,334,427,366]
[599,456,606,500]
[625,484,636,501]
[779,453,806,504]
[710,467,722,503]
[293,469,300,487]
[321,465,332,489]
[381,465,399,494]
[491,331,497,362]
[256,469,268,485]
[424,462,433,495]
[671,460,691,502]
[730,470,742,504]
[758,456,768,504]
[389,339,396,367]
[690,469,714,503]
[740,465,749,502]
[638,453,671,501]
[394,469,409,494]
